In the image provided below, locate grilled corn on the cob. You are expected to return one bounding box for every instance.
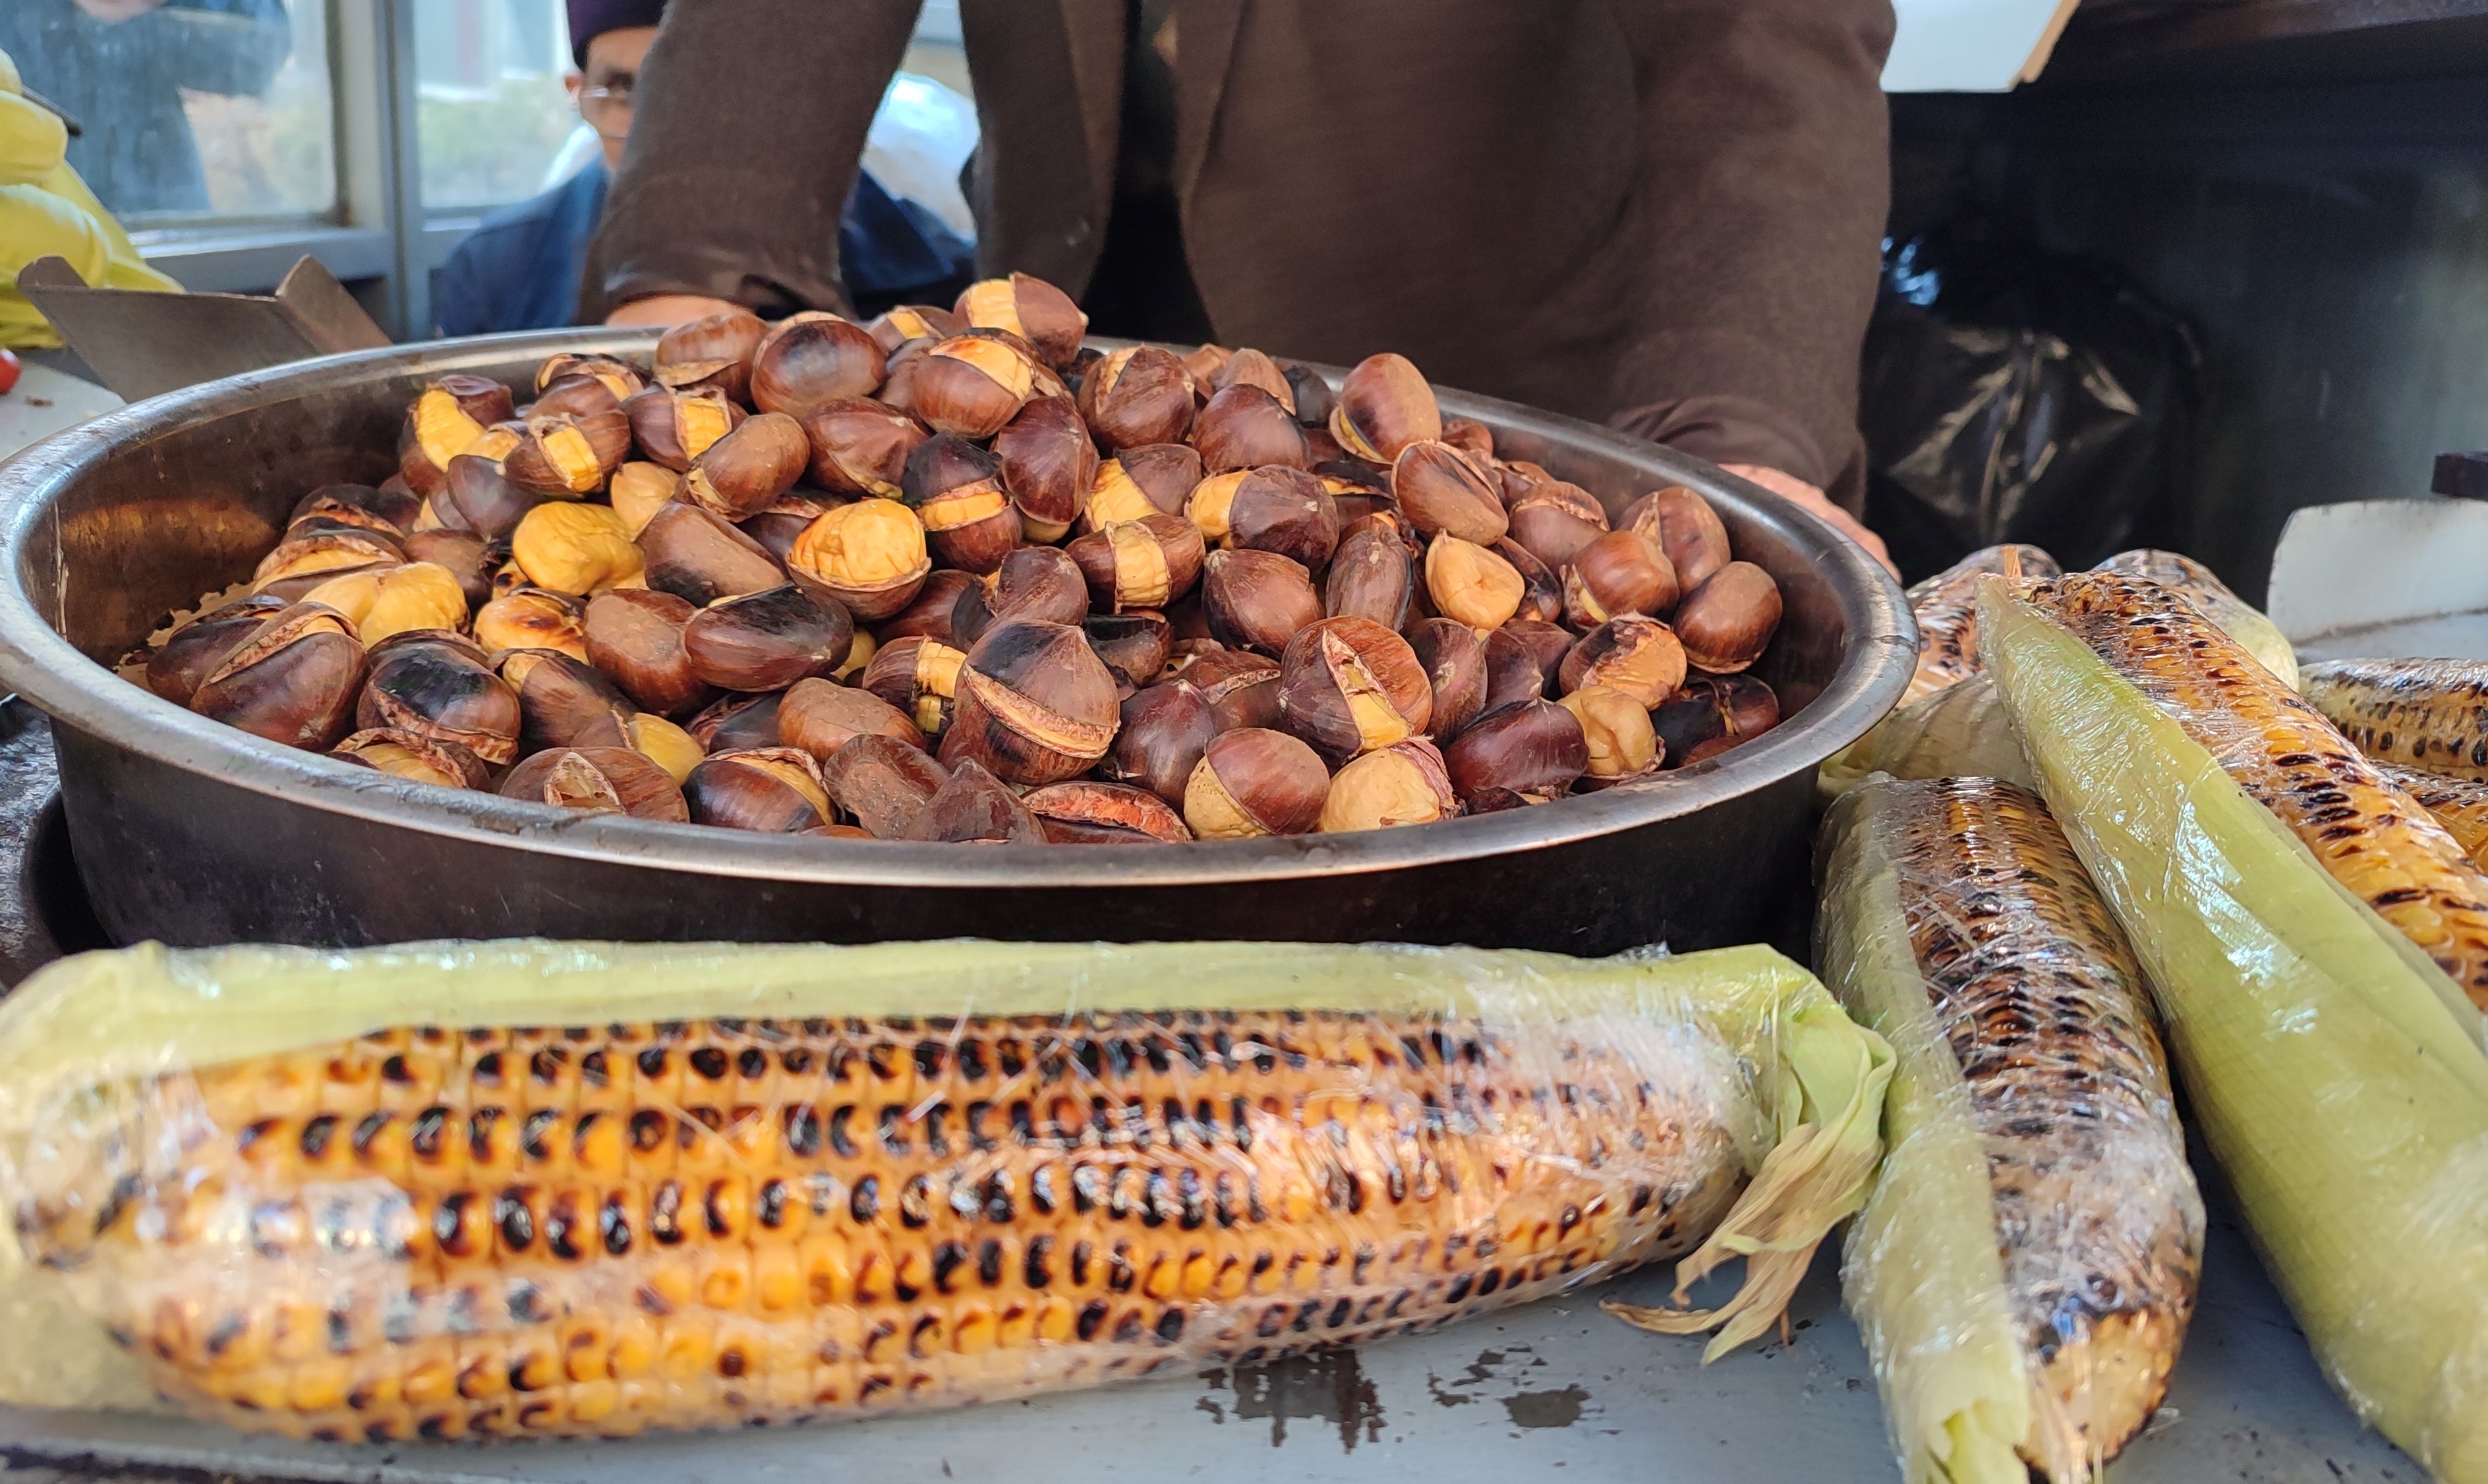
[0,938,1892,1442]
[2303,658,2488,782]
[2376,762,2488,870]
[2091,549,2298,689]
[1980,579,2488,1484]
[2015,573,2488,1015]
[1903,545,2064,708]
[1821,777,2200,1483]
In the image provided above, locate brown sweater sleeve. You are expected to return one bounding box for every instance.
[1604,0,1895,504]
[577,0,923,322]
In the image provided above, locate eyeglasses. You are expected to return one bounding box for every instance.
[578,80,634,127]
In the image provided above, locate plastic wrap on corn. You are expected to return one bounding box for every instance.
[1982,575,2488,1483]
[0,938,1890,1442]
[2091,549,2298,690]
[1820,776,2200,1483]
[1901,545,2065,709]
[2303,659,2488,784]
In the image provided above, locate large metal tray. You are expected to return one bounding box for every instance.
[0,332,1913,953]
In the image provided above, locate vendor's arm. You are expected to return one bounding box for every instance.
[1607,0,1896,567]
[581,0,923,323]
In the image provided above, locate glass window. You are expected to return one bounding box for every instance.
[415,0,588,214]
[0,0,335,225]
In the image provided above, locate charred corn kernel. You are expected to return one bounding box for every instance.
[1900,544,2062,706]
[2380,762,2488,870]
[2021,573,2488,1012]
[2305,659,2488,782]
[1818,777,2202,1482]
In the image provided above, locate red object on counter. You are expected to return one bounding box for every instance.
[0,349,19,397]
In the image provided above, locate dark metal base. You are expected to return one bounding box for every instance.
[0,702,109,986]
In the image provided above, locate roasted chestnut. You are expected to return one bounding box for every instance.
[683,747,832,832]
[1077,345,1195,450]
[501,745,689,819]
[956,273,1088,370]
[251,519,403,601]
[953,544,1090,650]
[865,303,964,353]
[878,567,979,646]
[474,586,588,660]
[902,433,1022,575]
[1405,617,1489,743]
[1180,343,1232,391]
[504,648,635,753]
[1494,537,1564,626]
[1176,647,1285,732]
[503,407,631,496]
[536,353,645,402]
[750,312,886,419]
[1565,528,1679,628]
[357,629,522,763]
[1652,673,1782,766]
[1324,523,1414,627]
[1103,679,1217,803]
[397,374,515,493]
[1024,780,1193,843]
[688,689,784,751]
[300,561,470,647]
[1183,728,1329,840]
[626,712,707,781]
[292,481,421,536]
[818,732,947,837]
[739,491,838,563]
[583,588,707,714]
[1675,561,1782,674]
[991,395,1098,540]
[906,756,1047,843]
[801,396,927,499]
[509,500,645,594]
[780,676,923,760]
[681,583,855,693]
[1190,384,1310,473]
[669,410,806,523]
[1443,698,1586,806]
[860,634,966,738]
[1068,513,1207,615]
[403,528,496,608]
[1319,739,1457,832]
[430,454,542,539]
[1559,616,1687,708]
[1084,611,1171,690]
[1082,442,1205,532]
[638,501,787,608]
[189,602,369,751]
[331,727,492,790]
[1280,361,1335,430]
[939,619,1121,785]
[1201,548,1321,656]
[146,594,289,705]
[1209,348,1294,411]
[1331,353,1441,463]
[1625,486,1733,592]
[1422,536,1524,631]
[1187,465,1339,569]
[1507,486,1607,573]
[1391,440,1507,544]
[1560,685,1662,782]
[654,308,767,401]
[1439,416,1495,461]
[912,335,1037,440]
[1480,625,1557,714]
[787,497,932,621]
[622,385,743,474]
[533,372,628,421]
[1279,616,1432,764]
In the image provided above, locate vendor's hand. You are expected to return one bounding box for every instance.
[1721,463,1896,577]
[606,293,744,328]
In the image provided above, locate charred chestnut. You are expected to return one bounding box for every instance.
[502,745,689,819]
[639,501,787,608]
[991,396,1098,540]
[1103,679,1218,803]
[189,602,369,751]
[1331,353,1441,463]
[1319,739,1457,832]
[1068,513,1207,615]
[681,583,855,692]
[939,619,1121,785]
[688,689,785,752]
[817,731,947,837]
[1652,673,1782,766]
[860,633,966,738]
[902,433,1021,575]
[1279,616,1432,764]
[1183,728,1329,840]
[1482,624,1559,714]
[1405,617,1489,743]
[1280,362,1335,430]
[584,588,707,714]
[1084,610,1171,690]
[1191,384,1310,473]
[1024,781,1193,844]
[654,308,767,401]
[750,312,886,418]
[1443,698,1586,806]
[1559,616,1687,708]
[1675,561,1782,674]
[683,747,833,832]
[1201,548,1321,656]
[146,595,289,705]
[357,630,522,763]
[331,728,492,790]
[786,497,932,621]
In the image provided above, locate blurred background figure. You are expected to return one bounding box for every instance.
[0,0,290,217]
[432,0,975,337]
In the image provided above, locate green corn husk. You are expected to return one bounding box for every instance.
[1816,674,2035,799]
[1981,580,2488,1483]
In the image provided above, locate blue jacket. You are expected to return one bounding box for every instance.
[432,162,973,337]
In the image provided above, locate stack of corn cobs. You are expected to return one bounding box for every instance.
[130,273,1787,844]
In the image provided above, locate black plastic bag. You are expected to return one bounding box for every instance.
[1860,218,2201,582]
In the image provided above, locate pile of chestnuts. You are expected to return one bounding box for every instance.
[129,272,1787,845]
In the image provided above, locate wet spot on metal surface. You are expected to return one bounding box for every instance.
[1503,1384,1592,1430]
[1196,1347,1385,1451]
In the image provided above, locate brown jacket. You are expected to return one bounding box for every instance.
[583,0,1895,501]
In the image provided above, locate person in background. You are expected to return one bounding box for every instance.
[584,1,1895,569]
[0,0,290,217]
[432,0,973,339]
